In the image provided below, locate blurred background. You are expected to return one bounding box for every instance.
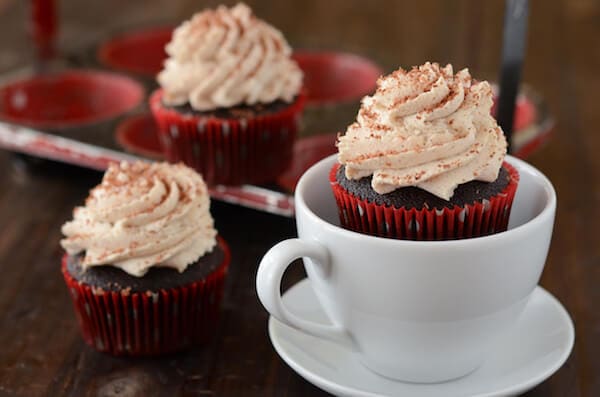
[0,0,591,80]
[0,0,594,80]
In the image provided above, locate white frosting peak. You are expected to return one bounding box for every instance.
[61,162,217,277]
[337,62,507,200]
[157,3,303,111]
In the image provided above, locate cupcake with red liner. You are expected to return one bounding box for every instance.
[150,3,305,186]
[331,62,519,240]
[60,161,230,356]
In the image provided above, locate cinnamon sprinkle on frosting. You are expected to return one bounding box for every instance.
[337,62,507,200]
[61,162,217,277]
[158,3,302,111]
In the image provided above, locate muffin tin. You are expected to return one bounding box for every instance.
[0,25,553,216]
[97,27,173,77]
[0,70,143,129]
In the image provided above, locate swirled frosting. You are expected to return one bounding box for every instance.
[157,2,303,111]
[337,62,507,200]
[61,162,217,277]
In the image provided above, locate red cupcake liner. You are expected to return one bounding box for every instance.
[61,237,231,356]
[149,89,305,186]
[330,163,520,240]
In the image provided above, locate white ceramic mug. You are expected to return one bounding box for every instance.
[257,154,556,383]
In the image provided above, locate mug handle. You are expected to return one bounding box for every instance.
[256,239,354,348]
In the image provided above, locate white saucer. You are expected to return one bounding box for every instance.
[269,279,574,397]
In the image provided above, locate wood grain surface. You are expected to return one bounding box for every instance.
[0,0,598,396]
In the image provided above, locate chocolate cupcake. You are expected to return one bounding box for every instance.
[331,62,519,240]
[150,3,305,186]
[61,161,230,355]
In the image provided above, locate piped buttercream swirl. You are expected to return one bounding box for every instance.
[61,162,217,277]
[337,62,507,200]
[157,2,303,111]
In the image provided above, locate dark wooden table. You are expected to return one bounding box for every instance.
[0,0,598,396]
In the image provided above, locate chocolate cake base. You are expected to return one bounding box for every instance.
[66,244,225,293]
[336,165,511,210]
[165,98,294,119]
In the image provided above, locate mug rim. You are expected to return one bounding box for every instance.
[295,154,556,247]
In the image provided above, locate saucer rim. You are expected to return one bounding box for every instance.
[268,279,575,397]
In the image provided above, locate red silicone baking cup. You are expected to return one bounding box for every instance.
[61,237,231,356]
[329,163,520,240]
[149,89,305,186]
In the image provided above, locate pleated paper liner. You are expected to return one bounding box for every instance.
[149,89,305,186]
[62,237,231,356]
[329,163,520,240]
